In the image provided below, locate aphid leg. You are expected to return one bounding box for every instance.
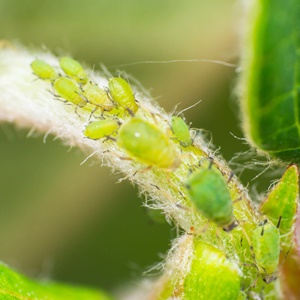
[104,135,116,142]
[74,106,83,120]
[133,165,152,176]
[89,106,99,121]
[235,218,253,251]
[233,196,243,204]
[227,172,234,183]
[223,220,238,232]
[150,183,160,190]
[126,107,135,117]
[208,157,214,169]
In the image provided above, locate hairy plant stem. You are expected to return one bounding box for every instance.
[0,44,269,299]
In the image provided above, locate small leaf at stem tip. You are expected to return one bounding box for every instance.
[259,165,299,251]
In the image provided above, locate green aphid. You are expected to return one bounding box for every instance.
[53,77,86,107]
[30,59,58,81]
[84,120,119,140]
[171,116,192,147]
[252,219,280,283]
[117,118,181,170]
[82,83,115,113]
[59,57,88,84]
[186,164,235,231]
[108,77,138,114]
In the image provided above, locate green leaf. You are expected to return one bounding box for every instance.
[0,263,113,300]
[241,0,300,162]
[260,165,299,251]
[183,238,240,300]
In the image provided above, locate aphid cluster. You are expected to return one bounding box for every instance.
[31,56,288,291]
[30,56,184,171]
[30,56,241,231]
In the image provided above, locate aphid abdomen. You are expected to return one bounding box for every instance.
[252,222,280,277]
[31,59,58,81]
[186,168,234,229]
[53,77,86,107]
[84,120,119,140]
[82,83,114,112]
[108,77,138,114]
[171,116,192,147]
[117,118,181,170]
[59,57,88,84]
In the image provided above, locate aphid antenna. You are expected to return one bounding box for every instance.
[175,100,202,117]
[109,59,238,69]
[169,102,181,117]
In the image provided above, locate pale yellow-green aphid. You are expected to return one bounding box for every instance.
[82,82,115,114]
[84,119,119,140]
[252,219,280,283]
[59,56,88,84]
[171,116,192,147]
[31,59,58,81]
[53,77,86,107]
[117,117,181,170]
[108,77,138,114]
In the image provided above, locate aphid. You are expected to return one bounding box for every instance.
[53,77,86,107]
[59,57,88,84]
[82,82,115,113]
[108,77,138,114]
[252,219,280,283]
[117,117,181,170]
[30,59,58,81]
[171,116,192,147]
[185,162,236,231]
[84,119,119,140]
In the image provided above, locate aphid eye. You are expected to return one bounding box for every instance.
[59,57,88,84]
[30,59,58,81]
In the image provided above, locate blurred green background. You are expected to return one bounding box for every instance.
[0,0,251,296]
